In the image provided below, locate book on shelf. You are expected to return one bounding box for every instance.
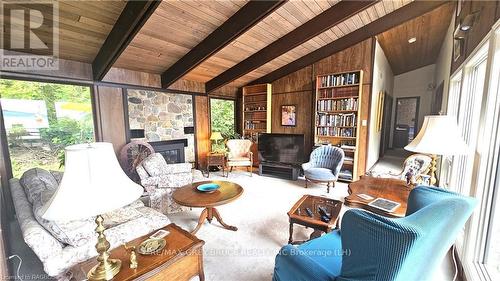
[317,98,358,111]
[317,113,356,127]
[317,127,356,137]
[319,72,359,88]
[339,169,353,180]
[340,144,356,150]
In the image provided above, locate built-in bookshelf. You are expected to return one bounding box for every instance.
[314,70,363,182]
[242,84,272,142]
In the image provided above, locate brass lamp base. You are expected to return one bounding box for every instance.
[429,154,438,186]
[87,259,121,281]
[88,215,122,281]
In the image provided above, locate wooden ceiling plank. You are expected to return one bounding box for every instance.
[206,0,378,92]
[251,0,449,84]
[92,0,161,80]
[160,0,286,88]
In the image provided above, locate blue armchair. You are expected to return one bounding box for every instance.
[302,145,344,193]
[273,186,477,281]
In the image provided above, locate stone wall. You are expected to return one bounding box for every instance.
[127,89,195,162]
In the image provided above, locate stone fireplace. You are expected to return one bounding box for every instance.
[149,139,187,164]
[127,89,195,163]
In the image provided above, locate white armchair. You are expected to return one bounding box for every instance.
[226,139,253,176]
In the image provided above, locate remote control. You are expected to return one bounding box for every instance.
[305,208,313,217]
[318,206,331,219]
[320,215,331,223]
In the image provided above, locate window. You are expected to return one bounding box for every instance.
[210,98,236,141]
[0,79,94,177]
[444,22,500,281]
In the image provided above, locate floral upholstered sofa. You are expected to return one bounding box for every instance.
[136,153,203,214]
[10,168,171,279]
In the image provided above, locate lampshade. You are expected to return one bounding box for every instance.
[405,115,468,155]
[42,142,143,221]
[210,132,223,141]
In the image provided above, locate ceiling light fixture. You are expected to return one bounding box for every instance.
[408,37,417,44]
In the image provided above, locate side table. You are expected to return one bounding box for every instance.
[206,152,227,177]
[69,224,205,281]
[287,195,342,244]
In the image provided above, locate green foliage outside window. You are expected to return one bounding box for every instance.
[210,99,239,152]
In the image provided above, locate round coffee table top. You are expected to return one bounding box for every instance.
[172,181,244,208]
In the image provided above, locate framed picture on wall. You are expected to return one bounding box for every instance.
[281,105,296,126]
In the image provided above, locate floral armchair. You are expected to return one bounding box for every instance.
[369,154,432,184]
[226,139,253,176]
[136,153,194,214]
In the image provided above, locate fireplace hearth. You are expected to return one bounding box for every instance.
[149,139,188,164]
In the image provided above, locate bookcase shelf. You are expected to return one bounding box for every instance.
[242,84,272,143]
[314,70,363,182]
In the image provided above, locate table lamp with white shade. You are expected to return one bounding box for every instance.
[405,115,468,186]
[42,142,143,281]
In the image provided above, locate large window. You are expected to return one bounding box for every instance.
[210,97,236,140]
[445,22,500,281]
[0,79,94,177]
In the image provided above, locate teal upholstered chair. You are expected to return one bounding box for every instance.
[273,186,476,281]
[302,145,344,193]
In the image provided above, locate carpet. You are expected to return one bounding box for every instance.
[169,171,348,281]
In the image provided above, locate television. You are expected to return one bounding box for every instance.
[258,133,304,164]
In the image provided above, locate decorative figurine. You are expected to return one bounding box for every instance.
[124,243,138,269]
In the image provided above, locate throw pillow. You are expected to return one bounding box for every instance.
[102,206,142,229]
[141,153,168,177]
[33,188,96,247]
[20,168,59,204]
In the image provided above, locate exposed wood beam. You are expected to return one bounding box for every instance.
[92,0,161,81]
[205,0,378,93]
[250,0,449,85]
[161,0,286,88]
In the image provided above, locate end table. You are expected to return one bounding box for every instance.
[287,195,342,244]
[206,152,227,177]
[69,224,205,281]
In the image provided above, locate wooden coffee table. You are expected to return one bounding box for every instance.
[345,176,411,218]
[287,195,342,244]
[173,181,243,234]
[69,224,205,281]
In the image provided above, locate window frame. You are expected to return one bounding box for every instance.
[208,97,237,137]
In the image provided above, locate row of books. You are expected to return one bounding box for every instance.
[319,72,359,88]
[317,113,357,127]
[317,127,356,137]
[317,98,358,112]
[245,111,266,119]
[318,87,358,99]
[244,120,266,130]
[339,169,353,180]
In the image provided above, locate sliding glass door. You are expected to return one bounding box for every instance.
[0,79,94,177]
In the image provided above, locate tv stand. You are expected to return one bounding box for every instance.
[259,162,299,180]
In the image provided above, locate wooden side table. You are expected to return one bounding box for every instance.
[287,195,342,244]
[206,152,227,177]
[69,224,205,281]
[345,176,411,218]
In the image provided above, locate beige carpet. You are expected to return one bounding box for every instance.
[169,170,453,281]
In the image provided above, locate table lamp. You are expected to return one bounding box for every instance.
[405,115,468,186]
[210,131,223,152]
[42,142,143,281]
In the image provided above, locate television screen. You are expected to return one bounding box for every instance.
[258,133,304,164]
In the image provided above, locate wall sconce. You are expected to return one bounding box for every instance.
[460,12,479,32]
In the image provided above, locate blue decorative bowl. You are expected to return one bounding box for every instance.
[196,183,220,193]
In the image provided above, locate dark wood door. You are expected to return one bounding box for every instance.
[393,97,420,148]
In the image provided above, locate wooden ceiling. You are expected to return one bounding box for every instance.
[2,1,126,62]
[376,2,454,75]
[2,0,454,89]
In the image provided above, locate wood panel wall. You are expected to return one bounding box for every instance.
[270,38,374,176]
[93,86,128,155]
[451,1,500,73]
[194,96,211,169]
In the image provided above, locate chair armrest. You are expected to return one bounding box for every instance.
[273,245,336,281]
[302,162,312,171]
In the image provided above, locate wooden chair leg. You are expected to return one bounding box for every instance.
[327,182,331,193]
[250,165,252,176]
[305,179,308,188]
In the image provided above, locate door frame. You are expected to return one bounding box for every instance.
[393,96,420,145]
